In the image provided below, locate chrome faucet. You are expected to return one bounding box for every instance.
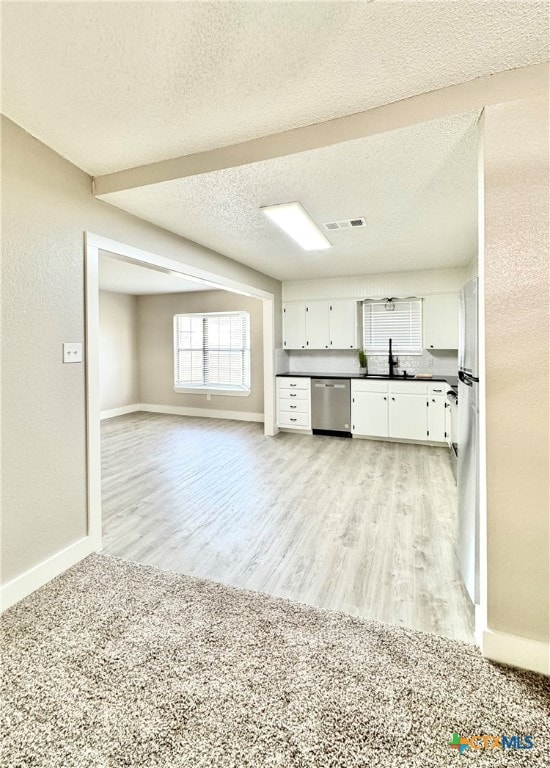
[388,338,398,378]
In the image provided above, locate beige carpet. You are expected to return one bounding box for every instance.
[1,555,548,767]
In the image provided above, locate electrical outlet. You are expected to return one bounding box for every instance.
[63,342,83,363]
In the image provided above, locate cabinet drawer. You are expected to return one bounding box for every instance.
[388,381,428,394]
[277,377,309,391]
[428,383,447,396]
[351,379,388,393]
[278,398,309,413]
[278,411,309,428]
[277,388,308,401]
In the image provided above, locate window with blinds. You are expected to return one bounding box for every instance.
[362,299,423,355]
[174,312,251,391]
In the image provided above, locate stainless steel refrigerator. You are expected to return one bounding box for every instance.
[457,278,479,604]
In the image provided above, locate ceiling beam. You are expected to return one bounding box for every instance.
[94,63,548,197]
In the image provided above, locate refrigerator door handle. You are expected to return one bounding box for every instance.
[459,370,472,386]
[459,370,479,386]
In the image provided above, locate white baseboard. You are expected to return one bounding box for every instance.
[482,629,549,676]
[139,403,264,423]
[100,403,141,420]
[0,537,93,613]
[474,603,485,648]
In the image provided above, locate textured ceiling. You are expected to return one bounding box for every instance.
[99,252,213,295]
[2,1,547,175]
[100,113,480,281]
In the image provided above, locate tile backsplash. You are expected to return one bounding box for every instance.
[284,349,458,377]
[286,350,361,374]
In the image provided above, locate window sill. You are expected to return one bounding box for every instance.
[174,386,251,397]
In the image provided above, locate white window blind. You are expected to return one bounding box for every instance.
[363,299,423,355]
[174,312,251,391]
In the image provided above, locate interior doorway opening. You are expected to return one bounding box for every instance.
[85,233,277,555]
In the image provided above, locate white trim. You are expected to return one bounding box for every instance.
[85,238,102,551]
[476,111,488,650]
[86,232,277,561]
[174,387,250,397]
[482,629,550,676]
[262,298,278,436]
[475,603,485,648]
[351,434,449,447]
[0,537,93,613]
[87,233,274,300]
[139,403,264,423]
[100,404,141,420]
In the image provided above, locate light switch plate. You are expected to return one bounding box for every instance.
[63,342,83,363]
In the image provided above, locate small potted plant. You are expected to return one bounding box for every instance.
[358,349,368,375]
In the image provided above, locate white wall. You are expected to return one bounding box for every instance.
[466,257,478,281]
[99,291,139,412]
[137,291,264,417]
[282,267,469,301]
[483,95,549,649]
[1,115,281,592]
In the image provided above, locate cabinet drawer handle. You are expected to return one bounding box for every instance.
[289,393,297,397]
[290,405,297,409]
[290,418,297,422]
[290,383,297,387]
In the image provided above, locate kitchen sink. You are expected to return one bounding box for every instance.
[362,373,416,379]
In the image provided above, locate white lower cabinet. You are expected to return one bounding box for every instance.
[445,400,452,447]
[276,377,311,430]
[352,391,388,437]
[387,381,428,442]
[351,379,449,444]
[427,382,451,444]
[389,394,428,441]
[282,376,451,443]
[351,380,388,437]
[427,396,446,443]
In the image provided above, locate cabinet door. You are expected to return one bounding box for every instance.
[427,396,446,442]
[351,391,388,437]
[389,394,428,441]
[329,300,358,349]
[423,294,459,350]
[283,303,306,349]
[305,301,330,349]
[445,401,452,447]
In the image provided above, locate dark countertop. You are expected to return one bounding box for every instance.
[277,372,458,387]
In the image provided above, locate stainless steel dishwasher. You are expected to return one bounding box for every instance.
[311,378,351,437]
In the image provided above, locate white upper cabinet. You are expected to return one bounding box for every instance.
[283,300,358,350]
[423,293,459,350]
[306,302,331,349]
[283,302,307,349]
[329,300,359,349]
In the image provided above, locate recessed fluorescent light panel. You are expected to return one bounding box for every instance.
[261,202,331,251]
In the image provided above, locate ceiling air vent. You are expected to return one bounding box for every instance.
[323,217,366,231]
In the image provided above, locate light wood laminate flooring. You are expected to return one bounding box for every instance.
[101,413,474,642]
